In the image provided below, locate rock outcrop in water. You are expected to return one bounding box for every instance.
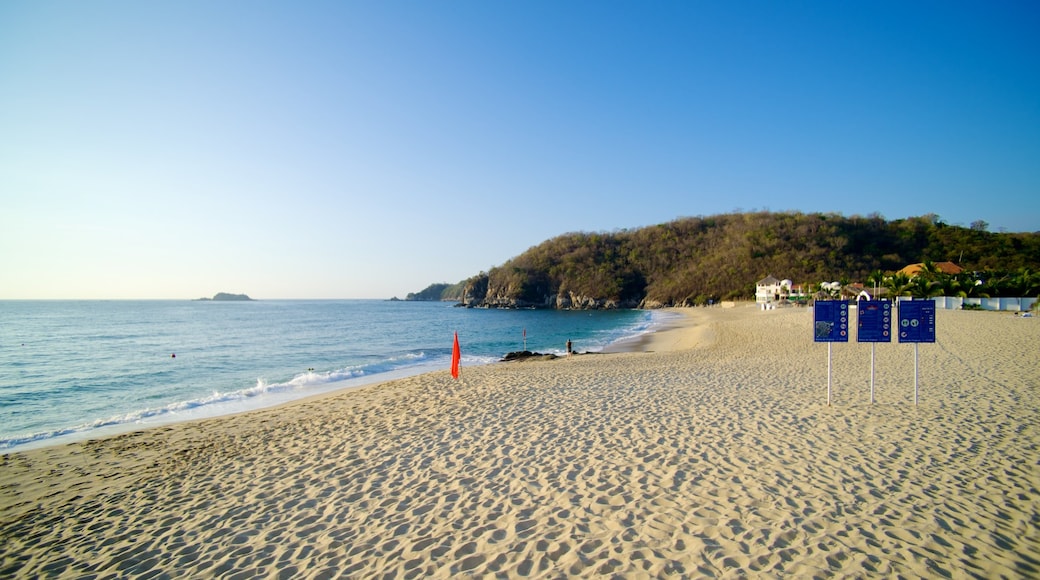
[196,293,254,301]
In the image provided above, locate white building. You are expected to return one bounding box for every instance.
[756,275,792,308]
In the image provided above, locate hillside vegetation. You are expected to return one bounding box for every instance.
[405,282,466,302]
[416,212,1040,308]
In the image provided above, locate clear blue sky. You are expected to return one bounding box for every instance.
[2,1,1037,299]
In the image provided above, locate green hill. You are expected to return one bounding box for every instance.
[405,282,466,302]
[426,212,1040,309]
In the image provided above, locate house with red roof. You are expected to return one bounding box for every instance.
[897,261,963,277]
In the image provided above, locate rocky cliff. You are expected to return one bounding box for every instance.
[459,272,641,310]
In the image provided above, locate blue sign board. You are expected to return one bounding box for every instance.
[814,300,849,342]
[898,300,936,343]
[857,300,892,342]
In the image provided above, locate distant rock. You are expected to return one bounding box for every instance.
[501,351,558,362]
[196,293,254,301]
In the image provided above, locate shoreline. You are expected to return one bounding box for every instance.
[0,307,662,455]
[2,306,1038,577]
[601,306,720,353]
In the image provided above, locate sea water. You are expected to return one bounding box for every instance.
[0,300,668,452]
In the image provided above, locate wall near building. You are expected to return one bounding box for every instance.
[931,296,1038,311]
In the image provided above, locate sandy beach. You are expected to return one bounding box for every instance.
[2,305,1038,578]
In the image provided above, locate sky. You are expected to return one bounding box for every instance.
[1,1,1038,299]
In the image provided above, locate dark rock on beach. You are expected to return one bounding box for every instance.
[501,351,558,362]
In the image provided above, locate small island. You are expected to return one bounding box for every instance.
[195,293,255,301]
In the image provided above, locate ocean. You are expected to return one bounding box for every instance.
[0,300,666,452]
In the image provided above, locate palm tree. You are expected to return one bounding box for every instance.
[885,272,913,297]
[955,273,989,298]
[909,275,941,298]
[1010,268,1040,297]
[935,275,964,298]
[919,260,943,279]
[868,270,885,298]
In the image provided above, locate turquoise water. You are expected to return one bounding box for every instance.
[0,300,662,451]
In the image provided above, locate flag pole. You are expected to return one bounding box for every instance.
[451,331,461,379]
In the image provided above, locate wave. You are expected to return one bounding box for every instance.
[0,351,496,452]
[579,309,662,352]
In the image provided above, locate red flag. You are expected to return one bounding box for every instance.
[451,331,461,379]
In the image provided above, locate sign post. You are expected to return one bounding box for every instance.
[857,300,892,403]
[897,300,936,405]
[814,300,849,406]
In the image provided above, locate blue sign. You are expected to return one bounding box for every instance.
[898,300,936,343]
[857,300,892,342]
[814,300,849,342]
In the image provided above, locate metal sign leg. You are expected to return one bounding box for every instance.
[870,343,876,404]
[827,342,832,406]
[914,343,919,406]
